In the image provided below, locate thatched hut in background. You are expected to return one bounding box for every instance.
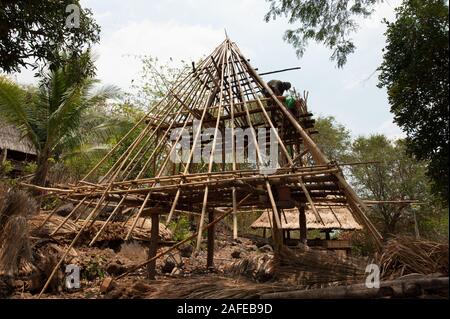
[251,206,362,257]
[0,118,37,175]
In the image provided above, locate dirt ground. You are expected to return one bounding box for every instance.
[5,222,279,299]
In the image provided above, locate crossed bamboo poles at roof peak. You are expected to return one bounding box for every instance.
[32,38,383,297]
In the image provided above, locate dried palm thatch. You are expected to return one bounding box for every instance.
[224,245,366,288]
[148,276,298,299]
[225,253,275,282]
[251,206,362,230]
[0,118,37,155]
[0,188,37,276]
[379,236,449,280]
[277,245,366,286]
[29,214,172,243]
[0,215,33,276]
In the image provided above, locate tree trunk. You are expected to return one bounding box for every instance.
[32,152,49,187]
[383,217,399,238]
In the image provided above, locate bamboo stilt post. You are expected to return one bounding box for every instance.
[147,212,159,279]
[299,204,307,244]
[335,173,383,248]
[207,209,215,269]
[39,44,229,296]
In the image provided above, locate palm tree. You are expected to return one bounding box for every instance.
[0,53,118,186]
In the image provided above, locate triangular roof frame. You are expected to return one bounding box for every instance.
[33,38,382,295]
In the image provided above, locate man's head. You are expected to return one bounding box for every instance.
[265,79,292,97]
[282,82,291,92]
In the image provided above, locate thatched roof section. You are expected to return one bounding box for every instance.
[0,118,36,155]
[251,206,363,231]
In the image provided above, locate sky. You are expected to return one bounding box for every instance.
[14,0,405,139]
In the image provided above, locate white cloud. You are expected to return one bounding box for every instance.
[94,20,225,89]
[10,0,404,139]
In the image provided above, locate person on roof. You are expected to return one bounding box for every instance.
[263,80,291,97]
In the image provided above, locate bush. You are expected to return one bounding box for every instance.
[82,256,106,281]
[23,161,37,175]
[0,160,13,176]
[168,216,191,242]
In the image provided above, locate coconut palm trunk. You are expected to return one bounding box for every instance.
[32,148,50,186]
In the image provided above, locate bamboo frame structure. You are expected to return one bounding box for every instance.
[31,38,383,297]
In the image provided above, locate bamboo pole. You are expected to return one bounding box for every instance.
[38,184,113,298]
[115,194,251,280]
[166,46,228,224]
[37,45,226,296]
[227,47,283,250]
[196,43,228,251]
[121,58,215,238]
[87,47,217,243]
[232,42,383,249]
[232,45,324,224]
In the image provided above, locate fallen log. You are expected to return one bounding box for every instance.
[260,276,449,299]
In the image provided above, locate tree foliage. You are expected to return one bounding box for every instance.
[264,0,380,67]
[378,0,449,200]
[311,117,447,239]
[0,52,118,185]
[313,116,351,162]
[347,135,445,237]
[0,0,100,73]
[128,56,189,111]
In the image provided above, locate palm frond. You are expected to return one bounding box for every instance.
[61,144,110,161]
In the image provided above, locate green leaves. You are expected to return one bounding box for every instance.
[265,0,379,67]
[311,115,446,237]
[129,55,190,110]
[0,1,100,73]
[347,135,435,236]
[378,0,449,200]
[313,116,351,162]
